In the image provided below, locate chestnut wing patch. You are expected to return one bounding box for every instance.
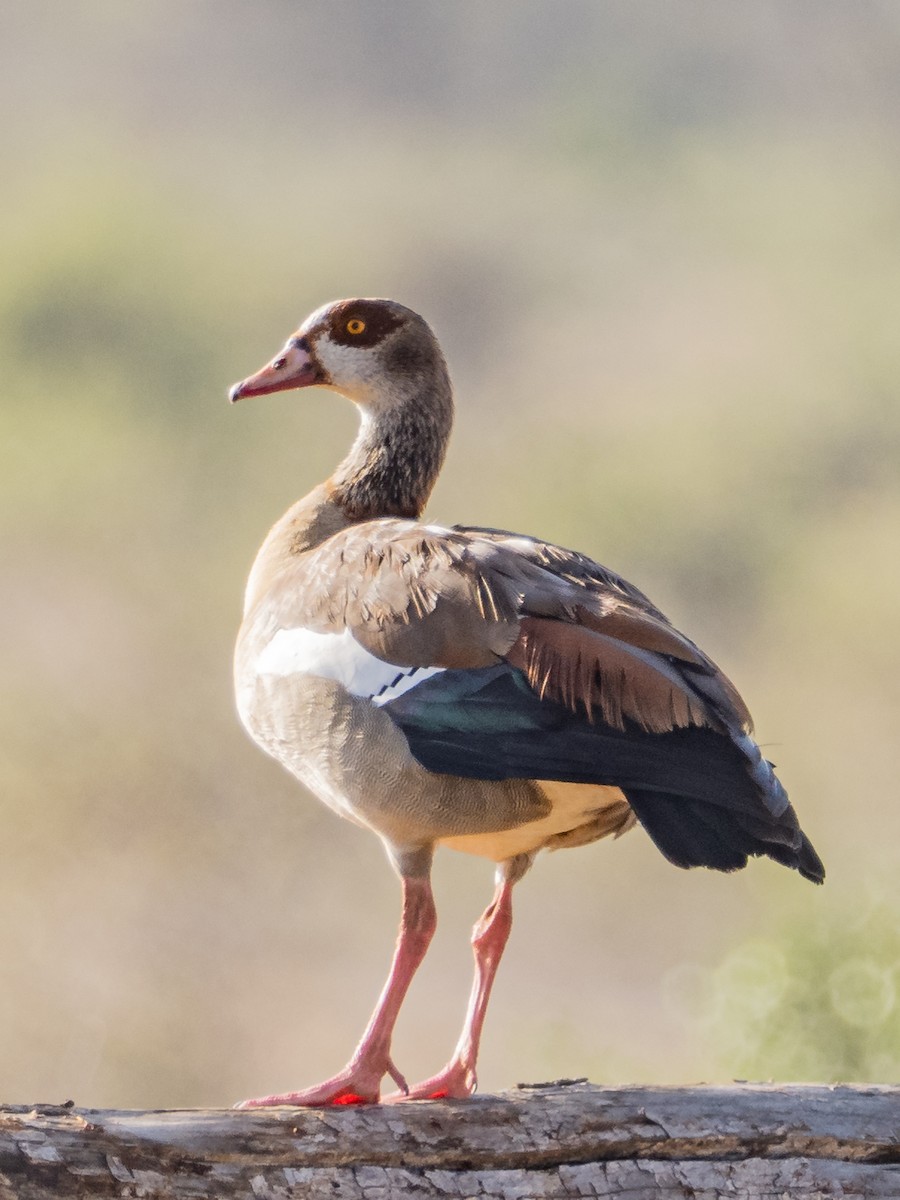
[507,616,712,734]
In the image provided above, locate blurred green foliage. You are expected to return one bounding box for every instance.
[1,3,899,1105]
[667,885,900,1082]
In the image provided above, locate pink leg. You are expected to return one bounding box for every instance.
[386,873,515,1101]
[236,875,436,1108]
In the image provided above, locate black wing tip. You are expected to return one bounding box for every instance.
[796,834,826,885]
[649,831,825,884]
[748,832,825,884]
[624,788,826,884]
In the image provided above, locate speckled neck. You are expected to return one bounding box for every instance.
[328,372,453,522]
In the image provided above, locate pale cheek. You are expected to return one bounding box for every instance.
[315,335,384,400]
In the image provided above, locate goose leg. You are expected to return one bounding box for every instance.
[387,855,528,1102]
[236,873,436,1108]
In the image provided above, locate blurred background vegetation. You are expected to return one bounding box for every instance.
[2,2,899,1107]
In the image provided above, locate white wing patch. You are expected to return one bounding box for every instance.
[255,627,444,705]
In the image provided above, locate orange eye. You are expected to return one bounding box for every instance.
[346,318,366,335]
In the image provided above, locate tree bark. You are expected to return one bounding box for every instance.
[1,1081,898,1199]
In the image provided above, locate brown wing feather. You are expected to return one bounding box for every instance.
[455,524,668,614]
[574,608,753,731]
[455,527,752,731]
[578,608,706,663]
[507,616,713,734]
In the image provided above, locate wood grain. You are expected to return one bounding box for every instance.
[2,1081,898,1198]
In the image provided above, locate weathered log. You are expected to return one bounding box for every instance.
[1,1081,898,1199]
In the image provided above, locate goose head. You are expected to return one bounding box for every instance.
[229,298,454,521]
[229,297,449,415]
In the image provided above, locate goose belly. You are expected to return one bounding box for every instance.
[439,781,635,862]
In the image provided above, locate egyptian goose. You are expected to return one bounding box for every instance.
[229,297,823,1108]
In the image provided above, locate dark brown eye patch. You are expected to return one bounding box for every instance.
[328,300,405,348]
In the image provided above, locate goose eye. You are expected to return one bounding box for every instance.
[346,318,366,335]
